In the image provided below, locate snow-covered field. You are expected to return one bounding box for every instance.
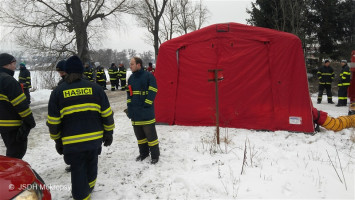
[1,73,354,199]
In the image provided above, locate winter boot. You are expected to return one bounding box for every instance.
[151,158,159,164]
[136,154,149,161]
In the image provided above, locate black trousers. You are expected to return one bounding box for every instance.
[110,80,118,90]
[97,81,107,89]
[64,148,100,200]
[338,86,349,106]
[23,88,31,104]
[1,129,27,159]
[317,84,332,103]
[120,79,126,90]
[133,124,160,159]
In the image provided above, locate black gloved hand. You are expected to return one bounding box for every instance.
[16,123,30,142]
[55,139,63,155]
[103,134,113,147]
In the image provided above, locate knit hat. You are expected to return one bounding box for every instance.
[0,53,16,67]
[64,56,83,74]
[341,60,347,63]
[56,60,66,71]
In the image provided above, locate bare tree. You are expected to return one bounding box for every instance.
[190,0,210,31]
[134,0,168,60]
[160,0,179,41]
[0,0,134,63]
[176,0,194,35]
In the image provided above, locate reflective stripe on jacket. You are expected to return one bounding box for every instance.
[338,64,351,86]
[0,67,35,132]
[317,65,334,85]
[127,68,157,125]
[47,79,114,154]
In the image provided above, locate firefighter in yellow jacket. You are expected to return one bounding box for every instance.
[47,55,114,199]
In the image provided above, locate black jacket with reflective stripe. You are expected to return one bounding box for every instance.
[338,64,351,86]
[18,67,31,88]
[108,66,119,80]
[83,67,94,81]
[0,67,35,132]
[317,65,334,85]
[47,78,114,154]
[119,67,126,79]
[127,68,157,125]
[96,66,106,82]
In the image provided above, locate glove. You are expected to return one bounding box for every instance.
[55,139,63,155]
[16,123,30,142]
[103,134,113,147]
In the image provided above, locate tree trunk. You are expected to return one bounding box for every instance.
[153,24,159,61]
[71,0,90,63]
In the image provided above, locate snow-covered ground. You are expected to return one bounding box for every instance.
[1,76,354,199]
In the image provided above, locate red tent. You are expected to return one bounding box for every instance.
[154,23,314,133]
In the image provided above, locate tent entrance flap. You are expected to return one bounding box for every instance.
[174,40,218,126]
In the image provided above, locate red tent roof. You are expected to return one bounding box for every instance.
[154,23,314,133]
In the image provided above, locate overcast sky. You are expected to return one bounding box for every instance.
[0,0,253,53]
[102,0,253,52]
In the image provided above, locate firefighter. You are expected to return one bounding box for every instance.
[108,63,119,91]
[47,55,114,199]
[119,64,127,91]
[83,62,94,82]
[317,60,335,104]
[95,62,107,90]
[18,62,32,104]
[336,60,351,107]
[55,60,67,86]
[0,53,36,159]
[127,57,160,164]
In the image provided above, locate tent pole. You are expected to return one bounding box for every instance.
[214,70,220,145]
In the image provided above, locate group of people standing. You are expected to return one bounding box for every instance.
[317,59,351,107]
[82,62,127,91]
[108,63,127,91]
[0,53,160,200]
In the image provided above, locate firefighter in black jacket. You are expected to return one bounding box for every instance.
[336,60,351,107]
[47,55,114,199]
[119,64,127,91]
[127,57,160,164]
[108,63,119,91]
[0,53,36,159]
[18,62,32,104]
[317,60,335,104]
[95,62,107,90]
[83,62,94,82]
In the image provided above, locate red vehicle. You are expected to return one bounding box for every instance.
[0,156,51,200]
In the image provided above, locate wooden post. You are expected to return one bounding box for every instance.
[208,69,223,144]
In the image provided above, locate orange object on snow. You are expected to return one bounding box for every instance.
[312,107,355,132]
